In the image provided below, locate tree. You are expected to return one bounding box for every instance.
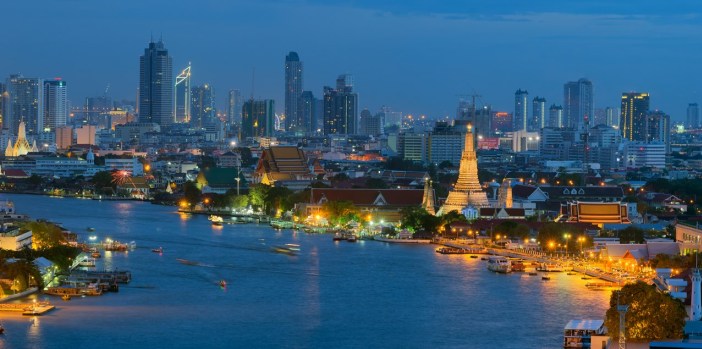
[321,200,359,227]
[604,282,685,341]
[365,178,388,189]
[91,171,115,194]
[22,221,65,250]
[618,226,645,244]
[248,184,271,210]
[182,181,201,206]
[3,259,42,292]
[438,160,453,169]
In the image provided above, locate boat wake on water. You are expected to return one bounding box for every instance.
[176,258,215,267]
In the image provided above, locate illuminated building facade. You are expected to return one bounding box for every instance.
[284,52,303,132]
[6,74,43,136]
[620,92,649,141]
[138,40,173,126]
[43,79,67,130]
[190,84,216,128]
[563,78,593,130]
[513,89,528,132]
[530,96,546,132]
[241,99,275,140]
[322,75,357,135]
[548,104,563,128]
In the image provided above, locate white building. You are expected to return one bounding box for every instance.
[623,141,666,169]
[0,229,32,251]
[104,158,144,176]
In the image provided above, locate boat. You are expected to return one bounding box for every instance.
[486,256,512,273]
[373,235,432,244]
[272,246,298,256]
[78,258,96,268]
[567,272,576,276]
[528,272,538,276]
[219,280,227,288]
[209,215,224,226]
[480,257,488,261]
[176,258,200,266]
[581,276,592,280]
[0,323,4,334]
[333,232,345,241]
[470,255,478,259]
[346,235,357,242]
[435,247,471,254]
[152,247,163,254]
[542,276,551,280]
[510,259,526,272]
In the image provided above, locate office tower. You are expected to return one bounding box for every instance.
[322,74,358,135]
[513,89,528,132]
[0,83,6,130]
[492,111,512,133]
[284,52,303,132]
[359,108,382,136]
[687,103,699,129]
[43,79,68,130]
[563,78,594,129]
[6,74,43,135]
[175,64,191,123]
[531,96,546,131]
[298,91,316,134]
[190,84,216,128]
[605,107,619,128]
[428,121,463,165]
[138,40,173,126]
[620,92,650,141]
[646,110,670,153]
[381,106,402,128]
[227,89,242,125]
[594,108,607,126]
[548,104,563,128]
[241,99,275,139]
[473,105,492,139]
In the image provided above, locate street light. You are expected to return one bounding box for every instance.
[563,233,571,257]
[578,236,585,254]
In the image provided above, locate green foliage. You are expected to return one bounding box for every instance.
[182,181,201,205]
[384,157,425,171]
[266,187,295,215]
[400,207,439,232]
[650,253,699,269]
[248,184,271,209]
[321,200,360,227]
[22,221,65,249]
[231,195,249,208]
[91,171,115,193]
[604,282,685,341]
[618,226,645,244]
[237,147,256,167]
[438,160,453,169]
[1,258,43,291]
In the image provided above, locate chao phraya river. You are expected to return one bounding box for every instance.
[0,194,610,349]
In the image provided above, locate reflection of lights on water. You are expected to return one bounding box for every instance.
[28,316,40,336]
[88,236,97,241]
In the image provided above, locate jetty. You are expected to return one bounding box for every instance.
[0,301,55,316]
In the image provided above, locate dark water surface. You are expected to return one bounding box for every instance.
[0,195,610,349]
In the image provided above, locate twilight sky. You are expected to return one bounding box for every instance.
[4,0,702,122]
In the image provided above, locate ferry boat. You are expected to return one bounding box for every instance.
[333,232,345,241]
[435,247,471,254]
[209,215,224,226]
[510,259,526,272]
[536,263,563,272]
[78,258,96,268]
[486,256,512,273]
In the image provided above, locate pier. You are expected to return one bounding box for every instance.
[0,301,55,316]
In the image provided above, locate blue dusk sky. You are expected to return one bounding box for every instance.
[4,0,702,122]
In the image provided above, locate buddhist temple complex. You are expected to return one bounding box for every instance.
[438,124,488,215]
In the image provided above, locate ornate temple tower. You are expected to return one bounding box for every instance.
[438,124,488,215]
[421,178,436,215]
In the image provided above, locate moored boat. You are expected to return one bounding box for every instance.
[542,276,551,280]
[510,259,526,272]
[152,247,163,254]
[486,256,512,273]
[373,235,431,244]
[435,247,471,254]
[536,263,563,272]
[346,235,357,242]
[209,215,224,225]
[333,232,345,241]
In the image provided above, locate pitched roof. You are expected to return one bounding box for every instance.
[255,146,309,176]
[310,188,423,206]
[512,185,538,199]
[540,186,624,200]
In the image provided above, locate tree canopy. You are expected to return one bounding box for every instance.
[604,281,686,341]
[22,221,65,250]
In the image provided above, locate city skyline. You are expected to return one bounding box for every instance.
[3,1,702,122]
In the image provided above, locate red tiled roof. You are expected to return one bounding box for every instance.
[3,169,29,178]
[310,188,423,206]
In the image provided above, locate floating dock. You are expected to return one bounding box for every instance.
[0,302,55,316]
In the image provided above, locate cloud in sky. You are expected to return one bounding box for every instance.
[4,0,702,120]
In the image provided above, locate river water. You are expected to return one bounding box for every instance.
[0,194,611,349]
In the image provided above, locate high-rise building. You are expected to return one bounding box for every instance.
[55,126,73,149]
[563,78,593,129]
[241,99,275,140]
[687,103,699,129]
[513,89,528,132]
[174,64,191,123]
[605,107,619,128]
[646,110,670,153]
[227,89,242,126]
[284,52,303,132]
[359,108,382,136]
[323,75,358,135]
[530,96,546,131]
[190,84,215,128]
[297,90,316,134]
[548,104,563,128]
[138,40,173,126]
[43,79,68,130]
[6,74,43,135]
[492,111,512,134]
[620,92,650,141]
[473,105,492,139]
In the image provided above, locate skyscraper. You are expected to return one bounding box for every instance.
[6,74,43,135]
[687,103,699,129]
[284,52,303,132]
[190,84,216,128]
[646,110,670,151]
[548,105,563,128]
[241,99,275,139]
[605,107,619,128]
[513,89,528,132]
[563,78,593,129]
[227,89,242,126]
[138,40,173,126]
[531,96,546,131]
[323,74,358,135]
[620,92,650,141]
[43,79,68,130]
[298,90,316,134]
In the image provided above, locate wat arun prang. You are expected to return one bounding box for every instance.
[437,124,488,215]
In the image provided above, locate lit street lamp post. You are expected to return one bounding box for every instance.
[563,233,571,257]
